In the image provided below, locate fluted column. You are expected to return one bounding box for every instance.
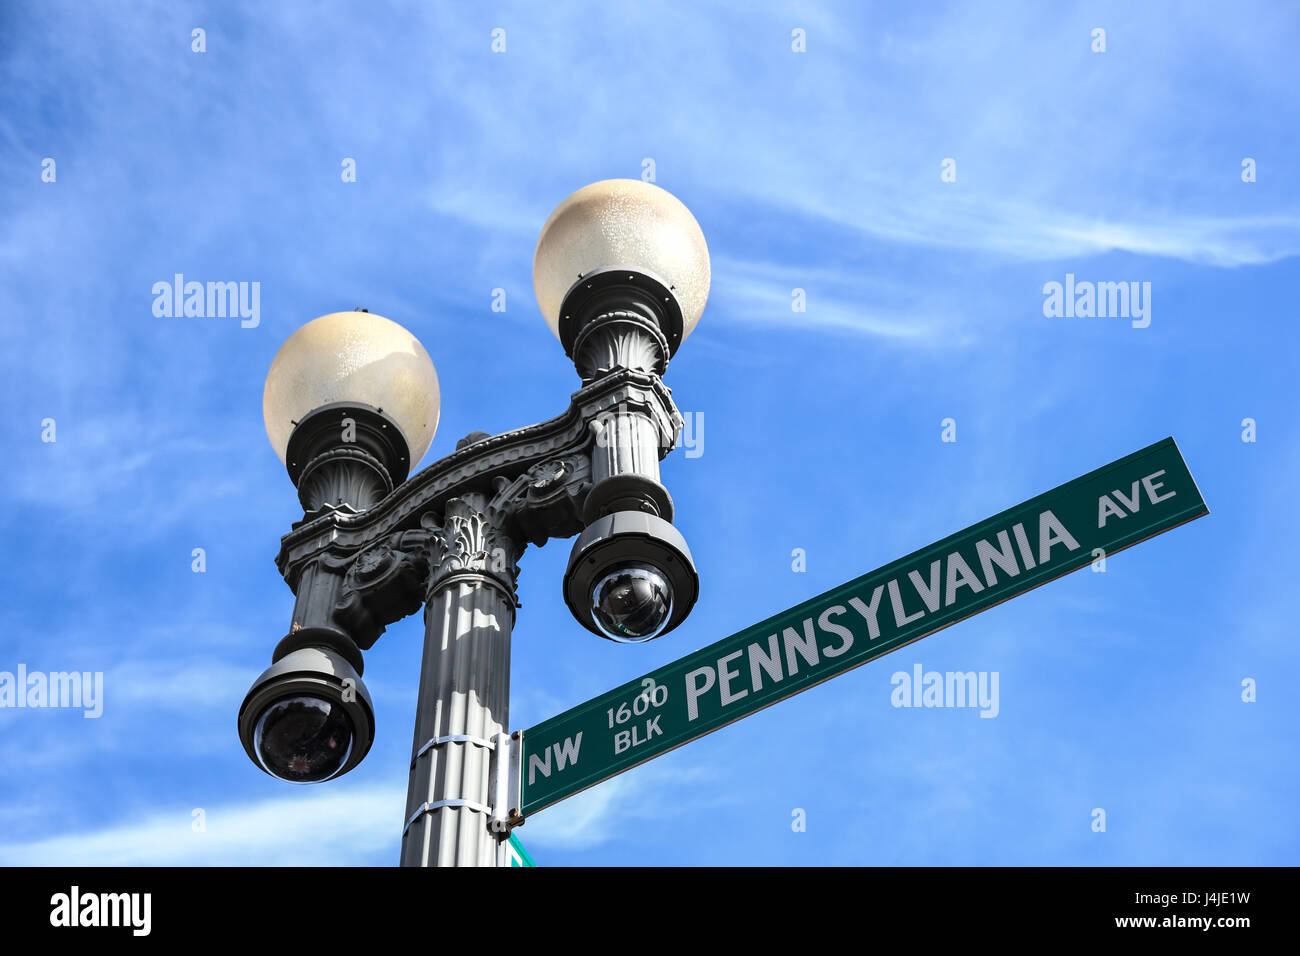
[400,494,520,867]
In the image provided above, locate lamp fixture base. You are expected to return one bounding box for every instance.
[285,402,411,513]
[558,267,684,379]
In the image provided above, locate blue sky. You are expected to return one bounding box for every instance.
[1,0,1296,866]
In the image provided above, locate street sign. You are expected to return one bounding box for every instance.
[506,832,536,867]
[518,437,1207,816]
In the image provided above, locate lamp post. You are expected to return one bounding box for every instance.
[237,179,710,866]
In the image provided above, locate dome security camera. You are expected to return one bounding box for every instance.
[237,645,375,783]
[564,510,698,643]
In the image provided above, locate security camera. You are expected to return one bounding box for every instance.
[237,645,375,783]
[564,510,698,643]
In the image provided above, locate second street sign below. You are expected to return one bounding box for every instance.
[518,437,1208,817]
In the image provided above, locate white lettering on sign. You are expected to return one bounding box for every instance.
[818,605,854,658]
[681,508,1083,723]
[847,588,885,639]
[909,562,942,613]
[783,619,819,676]
[718,649,747,705]
[748,635,783,691]
[606,679,669,729]
[527,732,583,785]
[975,531,1020,588]
[684,666,715,720]
[613,715,663,754]
[945,552,985,604]
[1038,509,1080,563]
[888,578,925,626]
[1012,522,1037,569]
[1097,469,1177,528]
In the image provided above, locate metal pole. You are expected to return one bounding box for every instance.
[400,494,520,867]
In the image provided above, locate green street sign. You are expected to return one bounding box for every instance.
[518,437,1207,817]
[506,832,536,867]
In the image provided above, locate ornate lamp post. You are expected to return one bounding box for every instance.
[237,179,710,866]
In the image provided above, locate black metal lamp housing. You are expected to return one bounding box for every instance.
[564,510,699,643]
[238,645,375,784]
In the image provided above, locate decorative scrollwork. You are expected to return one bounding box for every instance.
[487,455,591,548]
[332,534,429,650]
[424,496,521,599]
[529,459,568,494]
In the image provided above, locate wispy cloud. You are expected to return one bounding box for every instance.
[522,759,725,851]
[0,759,723,864]
[710,255,959,342]
[0,785,405,866]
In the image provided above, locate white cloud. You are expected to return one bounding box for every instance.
[0,758,725,864]
[0,785,405,866]
[521,758,725,852]
[710,256,959,343]
[519,774,636,851]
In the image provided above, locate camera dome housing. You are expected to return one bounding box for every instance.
[591,562,674,643]
[238,645,375,783]
[564,510,698,642]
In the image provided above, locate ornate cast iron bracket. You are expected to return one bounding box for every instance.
[267,368,682,666]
